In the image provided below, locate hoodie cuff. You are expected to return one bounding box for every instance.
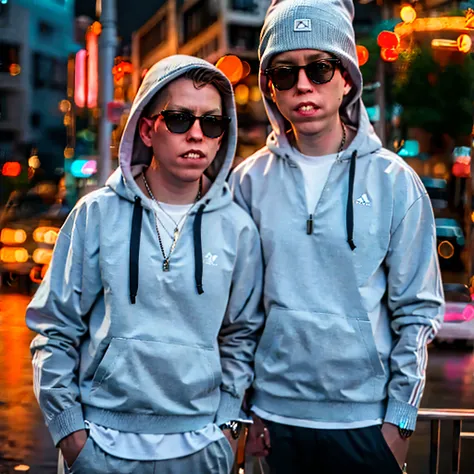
[48,405,86,446]
[384,399,418,431]
[215,390,244,426]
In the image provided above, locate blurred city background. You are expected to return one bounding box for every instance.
[1,0,474,472]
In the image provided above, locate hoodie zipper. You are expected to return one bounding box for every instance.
[286,155,340,235]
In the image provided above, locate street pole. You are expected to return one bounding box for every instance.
[97,0,117,186]
[375,1,390,147]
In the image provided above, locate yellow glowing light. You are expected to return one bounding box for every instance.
[91,21,102,36]
[433,162,447,178]
[9,63,21,76]
[33,249,53,265]
[0,228,27,245]
[431,39,458,50]
[0,247,29,263]
[471,211,474,223]
[59,100,72,113]
[215,55,244,85]
[28,156,40,169]
[63,114,72,126]
[64,147,75,159]
[249,86,261,102]
[33,227,60,243]
[235,84,249,106]
[400,5,417,24]
[457,34,472,53]
[395,17,471,39]
[438,240,455,259]
[43,230,59,245]
[14,466,30,472]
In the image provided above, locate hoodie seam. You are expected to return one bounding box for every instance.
[390,192,428,238]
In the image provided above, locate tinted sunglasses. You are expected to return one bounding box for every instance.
[150,110,231,139]
[264,58,342,91]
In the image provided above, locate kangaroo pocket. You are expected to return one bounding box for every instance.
[255,308,385,402]
[89,338,221,415]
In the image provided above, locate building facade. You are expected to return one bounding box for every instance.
[131,0,270,158]
[0,0,78,177]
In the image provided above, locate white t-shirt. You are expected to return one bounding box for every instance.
[290,148,338,213]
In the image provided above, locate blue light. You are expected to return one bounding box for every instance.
[398,140,419,158]
[1,0,8,5]
[70,159,96,178]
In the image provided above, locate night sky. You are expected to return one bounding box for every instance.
[75,0,165,47]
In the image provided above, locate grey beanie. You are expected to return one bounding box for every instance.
[259,0,362,110]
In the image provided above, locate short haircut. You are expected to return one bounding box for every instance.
[142,68,231,118]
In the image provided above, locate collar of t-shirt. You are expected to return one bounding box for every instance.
[290,147,338,213]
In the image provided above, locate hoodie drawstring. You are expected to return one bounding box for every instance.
[128,198,206,303]
[129,196,143,304]
[193,204,206,295]
[346,150,357,251]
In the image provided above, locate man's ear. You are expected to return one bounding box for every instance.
[342,71,353,97]
[138,117,154,147]
[268,79,277,103]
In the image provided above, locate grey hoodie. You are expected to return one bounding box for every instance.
[230,82,444,430]
[26,55,264,446]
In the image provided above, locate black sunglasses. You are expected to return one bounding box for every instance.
[150,110,231,139]
[264,58,342,91]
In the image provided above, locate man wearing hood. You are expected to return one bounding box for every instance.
[230,1,444,472]
[26,55,264,473]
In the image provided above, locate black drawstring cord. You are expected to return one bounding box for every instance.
[346,150,357,251]
[129,196,143,304]
[193,204,206,295]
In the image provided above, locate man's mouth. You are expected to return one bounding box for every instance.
[181,151,205,159]
[295,102,319,113]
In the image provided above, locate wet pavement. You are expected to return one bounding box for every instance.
[0,291,473,473]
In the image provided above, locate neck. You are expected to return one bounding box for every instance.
[293,116,345,157]
[141,160,201,205]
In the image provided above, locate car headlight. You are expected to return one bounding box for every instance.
[0,247,29,263]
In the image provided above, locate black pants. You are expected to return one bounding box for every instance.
[265,421,402,474]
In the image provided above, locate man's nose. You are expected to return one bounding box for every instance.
[295,68,313,93]
[187,118,204,140]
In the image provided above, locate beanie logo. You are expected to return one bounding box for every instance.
[294,19,312,32]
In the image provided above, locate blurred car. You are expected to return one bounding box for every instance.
[0,181,69,292]
[436,283,474,345]
[421,177,448,211]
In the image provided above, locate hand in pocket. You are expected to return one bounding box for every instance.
[59,429,89,468]
[246,414,271,457]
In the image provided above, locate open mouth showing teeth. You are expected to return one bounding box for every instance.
[182,153,203,159]
[298,105,317,112]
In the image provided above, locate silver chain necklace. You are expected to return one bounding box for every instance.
[142,172,202,272]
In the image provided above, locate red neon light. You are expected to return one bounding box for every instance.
[377,31,400,49]
[75,49,87,108]
[381,48,399,62]
[356,45,369,66]
[2,162,21,177]
[86,30,99,108]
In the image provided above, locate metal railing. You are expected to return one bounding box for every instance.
[418,408,474,474]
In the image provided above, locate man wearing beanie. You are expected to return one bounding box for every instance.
[229,0,444,472]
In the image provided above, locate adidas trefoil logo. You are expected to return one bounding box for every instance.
[355,193,371,206]
[204,252,218,266]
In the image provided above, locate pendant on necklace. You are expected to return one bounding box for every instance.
[173,227,179,241]
[163,259,170,272]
